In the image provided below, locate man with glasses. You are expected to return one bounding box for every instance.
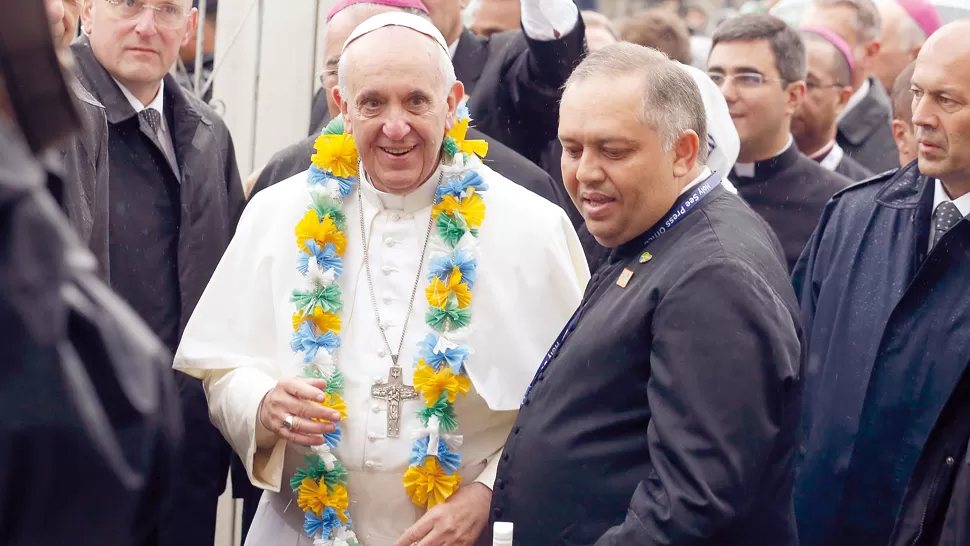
[708,14,851,270]
[792,27,873,181]
[71,0,246,544]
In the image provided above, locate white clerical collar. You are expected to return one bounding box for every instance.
[679,166,713,195]
[817,141,845,172]
[838,78,870,122]
[733,135,793,178]
[359,163,442,213]
[932,178,970,219]
[448,39,458,59]
[112,76,165,115]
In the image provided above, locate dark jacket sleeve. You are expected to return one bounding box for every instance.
[499,16,586,161]
[594,257,801,545]
[791,195,840,338]
[91,108,111,280]
[221,123,246,231]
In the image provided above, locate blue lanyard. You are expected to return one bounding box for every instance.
[521,173,723,405]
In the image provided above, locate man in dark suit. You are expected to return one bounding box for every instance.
[488,43,802,546]
[803,0,899,174]
[309,0,585,167]
[73,0,245,543]
[254,0,571,213]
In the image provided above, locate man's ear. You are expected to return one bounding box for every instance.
[334,86,352,133]
[445,80,465,130]
[672,130,701,179]
[81,0,94,34]
[181,8,199,47]
[785,80,807,115]
[891,119,912,157]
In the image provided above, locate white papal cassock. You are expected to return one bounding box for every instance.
[174,162,589,546]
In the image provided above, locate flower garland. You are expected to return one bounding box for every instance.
[290,105,488,545]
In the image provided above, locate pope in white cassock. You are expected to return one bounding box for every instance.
[174,12,588,546]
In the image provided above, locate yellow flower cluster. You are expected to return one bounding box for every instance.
[403,457,462,510]
[413,363,472,405]
[297,478,350,523]
[295,210,347,254]
[425,266,472,310]
[311,133,359,178]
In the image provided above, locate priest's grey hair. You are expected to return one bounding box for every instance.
[337,22,456,101]
[564,42,709,163]
[811,0,882,43]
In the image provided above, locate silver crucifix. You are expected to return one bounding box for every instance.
[371,363,418,437]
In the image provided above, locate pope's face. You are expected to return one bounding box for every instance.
[338,27,462,194]
[559,73,682,248]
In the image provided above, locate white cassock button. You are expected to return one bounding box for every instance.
[390,212,400,222]
[364,460,375,469]
[372,405,381,413]
[378,349,386,357]
[382,294,393,304]
[367,432,377,441]
[381,266,392,275]
[373,376,383,384]
[385,238,395,247]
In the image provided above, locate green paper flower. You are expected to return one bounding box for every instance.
[311,193,347,231]
[426,301,473,331]
[323,463,349,490]
[442,135,459,158]
[325,368,345,395]
[418,393,459,432]
[436,213,467,248]
[324,116,345,135]
[291,284,343,314]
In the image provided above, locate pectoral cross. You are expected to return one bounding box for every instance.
[371,362,418,437]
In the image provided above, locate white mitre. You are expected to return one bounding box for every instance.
[342,12,449,53]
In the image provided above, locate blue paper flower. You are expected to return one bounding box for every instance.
[304,510,324,538]
[428,248,478,288]
[291,322,340,363]
[323,424,342,449]
[457,102,470,121]
[304,506,341,539]
[436,170,488,201]
[308,167,356,198]
[298,240,343,278]
[409,436,463,474]
[416,333,470,373]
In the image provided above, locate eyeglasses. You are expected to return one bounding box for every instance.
[708,72,787,89]
[805,80,847,91]
[103,0,189,29]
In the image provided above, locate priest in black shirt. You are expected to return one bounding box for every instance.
[708,14,852,270]
[486,43,803,546]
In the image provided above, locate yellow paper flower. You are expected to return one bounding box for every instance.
[325,484,350,523]
[425,266,472,309]
[311,133,359,178]
[413,363,472,405]
[292,308,342,334]
[403,457,462,509]
[446,118,489,158]
[295,210,347,254]
[432,191,485,230]
[297,478,329,516]
[317,392,348,421]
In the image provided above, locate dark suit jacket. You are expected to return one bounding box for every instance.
[250,127,570,212]
[489,182,803,546]
[835,153,873,181]
[837,78,899,174]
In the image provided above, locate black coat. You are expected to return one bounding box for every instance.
[0,119,180,546]
[250,129,568,210]
[889,358,970,546]
[53,78,110,278]
[833,153,873,181]
[71,36,246,546]
[836,78,899,174]
[731,143,852,271]
[791,162,970,546]
[488,179,803,546]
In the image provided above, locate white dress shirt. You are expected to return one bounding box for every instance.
[175,160,588,546]
[113,77,180,178]
[448,0,579,55]
[929,179,970,251]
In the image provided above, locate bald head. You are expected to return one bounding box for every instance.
[911,20,970,190]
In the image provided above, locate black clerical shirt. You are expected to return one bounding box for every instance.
[487,179,804,546]
[732,141,852,270]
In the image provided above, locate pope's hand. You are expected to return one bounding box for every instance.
[393,483,492,546]
[258,378,341,446]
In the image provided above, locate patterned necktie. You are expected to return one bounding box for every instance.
[931,200,963,250]
[140,108,162,134]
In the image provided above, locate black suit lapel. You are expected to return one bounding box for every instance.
[452,28,489,98]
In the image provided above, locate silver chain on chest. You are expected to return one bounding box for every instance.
[357,165,442,366]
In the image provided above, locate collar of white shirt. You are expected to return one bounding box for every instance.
[838,78,870,123]
[733,135,793,179]
[112,77,165,116]
[360,163,442,213]
[448,39,458,59]
[933,178,970,218]
[679,166,714,196]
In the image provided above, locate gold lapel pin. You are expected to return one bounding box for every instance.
[616,268,634,288]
